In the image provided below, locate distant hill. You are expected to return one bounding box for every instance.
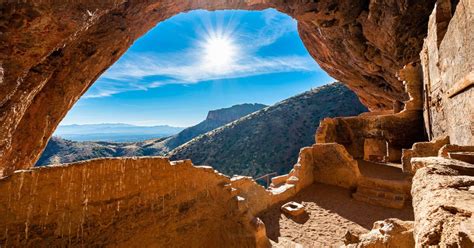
[36,137,170,166]
[54,123,184,142]
[37,103,267,166]
[37,83,367,175]
[160,103,267,151]
[169,82,368,177]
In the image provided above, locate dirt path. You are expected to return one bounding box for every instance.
[259,183,414,247]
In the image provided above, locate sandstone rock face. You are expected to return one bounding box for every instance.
[0,0,437,175]
[411,157,474,247]
[343,218,415,248]
[316,59,428,163]
[421,0,474,146]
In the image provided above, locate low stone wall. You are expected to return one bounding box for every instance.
[0,157,260,247]
[230,145,317,217]
[0,147,327,247]
[401,136,450,174]
[316,110,426,160]
[311,143,360,189]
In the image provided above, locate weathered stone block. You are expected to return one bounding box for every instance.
[311,143,360,189]
[412,157,474,247]
[401,136,450,174]
[281,201,305,217]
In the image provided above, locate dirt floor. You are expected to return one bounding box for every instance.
[357,159,407,181]
[259,183,414,247]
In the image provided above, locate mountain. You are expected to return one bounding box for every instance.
[54,123,184,142]
[169,82,368,177]
[37,103,267,166]
[160,103,267,151]
[37,83,367,174]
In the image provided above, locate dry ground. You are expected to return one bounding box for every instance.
[259,183,414,247]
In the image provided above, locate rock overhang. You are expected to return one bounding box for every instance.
[0,0,436,175]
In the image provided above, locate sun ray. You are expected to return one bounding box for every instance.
[196,12,240,71]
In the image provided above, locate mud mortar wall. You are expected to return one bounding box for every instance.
[421,0,474,145]
[0,157,258,247]
[316,110,426,160]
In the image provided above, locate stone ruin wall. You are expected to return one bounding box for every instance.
[0,133,332,247]
[410,0,474,246]
[0,157,261,247]
[421,0,474,146]
[0,133,361,247]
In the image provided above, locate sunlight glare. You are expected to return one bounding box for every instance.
[202,34,238,69]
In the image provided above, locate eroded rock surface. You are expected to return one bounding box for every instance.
[412,157,474,247]
[0,0,437,175]
[343,218,415,248]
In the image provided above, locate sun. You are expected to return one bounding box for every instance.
[203,34,237,68]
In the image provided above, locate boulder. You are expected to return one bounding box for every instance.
[343,219,415,248]
[412,157,474,247]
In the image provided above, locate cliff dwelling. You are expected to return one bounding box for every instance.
[0,0,473,247]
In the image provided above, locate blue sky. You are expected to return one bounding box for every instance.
[60,9,333,127]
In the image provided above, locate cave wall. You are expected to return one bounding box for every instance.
[409,1,474,246]
[0,0,437,176]
[0,157,260,247]
[421,0,474,145]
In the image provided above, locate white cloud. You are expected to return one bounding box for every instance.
[84,10,316,98]
[85,52,316,98]
[251,9,297,49]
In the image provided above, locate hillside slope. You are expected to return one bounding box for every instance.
[37,104,266,166]
[35,137,169,166]
[159,103,267,151]
[169,82,368,177]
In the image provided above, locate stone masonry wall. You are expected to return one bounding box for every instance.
[421,0,474,145]
[0,133,369,246]
[0,157,259,247]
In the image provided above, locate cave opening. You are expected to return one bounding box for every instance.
[36,9,355,183]
[3,1,462,246]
